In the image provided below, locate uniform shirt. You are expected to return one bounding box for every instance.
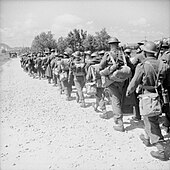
[126,57,169,95]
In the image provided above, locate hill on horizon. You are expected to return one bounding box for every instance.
[0,43,11,51]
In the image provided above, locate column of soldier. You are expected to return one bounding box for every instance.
[20,37,170,161]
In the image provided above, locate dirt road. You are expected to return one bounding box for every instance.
[0,58,170,170]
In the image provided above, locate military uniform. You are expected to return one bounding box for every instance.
[35,54,42,79]
[58,52,73,100]
[45,51,55,83]
[159,44,170,130]
[126,41,170,161]
[86,52,106,113]
[71,51,86,107]
[98,37,133,132]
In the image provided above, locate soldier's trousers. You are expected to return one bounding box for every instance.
[96,87,106,111]
[143,115,163,144]
[53,74,58,85]
[108,83,124,119]
[163,87,170,127]
[41,69,45,78]
[62,79,72,98]
[37,68,42,78]
[74,76,85,101]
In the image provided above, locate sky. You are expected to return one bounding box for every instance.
[0,0,170,47]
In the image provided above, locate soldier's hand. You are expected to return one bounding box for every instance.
[117,60,124,68]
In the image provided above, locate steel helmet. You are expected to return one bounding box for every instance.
[108,37,120,44]
[91,52,98,57]
[138,40,147,45]
[141,41,157,54]
[124,49,131,53]
[72,51,81,58]
[51,49,55,52]
[98,50,105,55]
[162,42,169,48]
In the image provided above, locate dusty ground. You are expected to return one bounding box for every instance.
[0,58,170,170]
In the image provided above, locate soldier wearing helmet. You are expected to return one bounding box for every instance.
[70,51,86,107]
[159,42,170,133]
[126,41,170,161]
[58,50,73,101]
[131,40,147,68]
[98,37,133,132]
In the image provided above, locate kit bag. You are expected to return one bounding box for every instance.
[108,50,132,82]
[138,61,162,117]
[85,82,97,95]
[74,62,85,76]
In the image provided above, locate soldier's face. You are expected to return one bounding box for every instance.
[110,43,119,49]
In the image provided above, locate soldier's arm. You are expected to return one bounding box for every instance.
[51,60,55,69]
[98,53,108,70]
[126,63,144,96]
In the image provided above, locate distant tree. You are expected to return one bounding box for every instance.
[56,37,67,53]
[95,28,110,51]
[19,47,31,54]
[66,29,87,52]
[82,34,97,52]
[31,31,57,53]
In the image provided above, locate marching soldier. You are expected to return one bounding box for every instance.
[44,49,53,84]
[58,52,73,101]
[86,52,106,113]
[35,52,43,79]
[98,37,133,132]
[70,51,86,107]
[56,54,64,94]
[51,52,59,86]
[159,42,170,133]
[126,41,170,161]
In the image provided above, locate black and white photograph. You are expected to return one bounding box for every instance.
[0,0,170,170]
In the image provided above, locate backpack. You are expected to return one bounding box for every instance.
[61,58,70,71]
[108,50,132,82]
[74,61,85,76]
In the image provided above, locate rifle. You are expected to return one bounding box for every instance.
[156,40,163,59]
[120,46,127,66]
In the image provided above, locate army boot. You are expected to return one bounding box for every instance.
[113,117,125,132]
[139,134,151,147]
[150,142,167,161]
